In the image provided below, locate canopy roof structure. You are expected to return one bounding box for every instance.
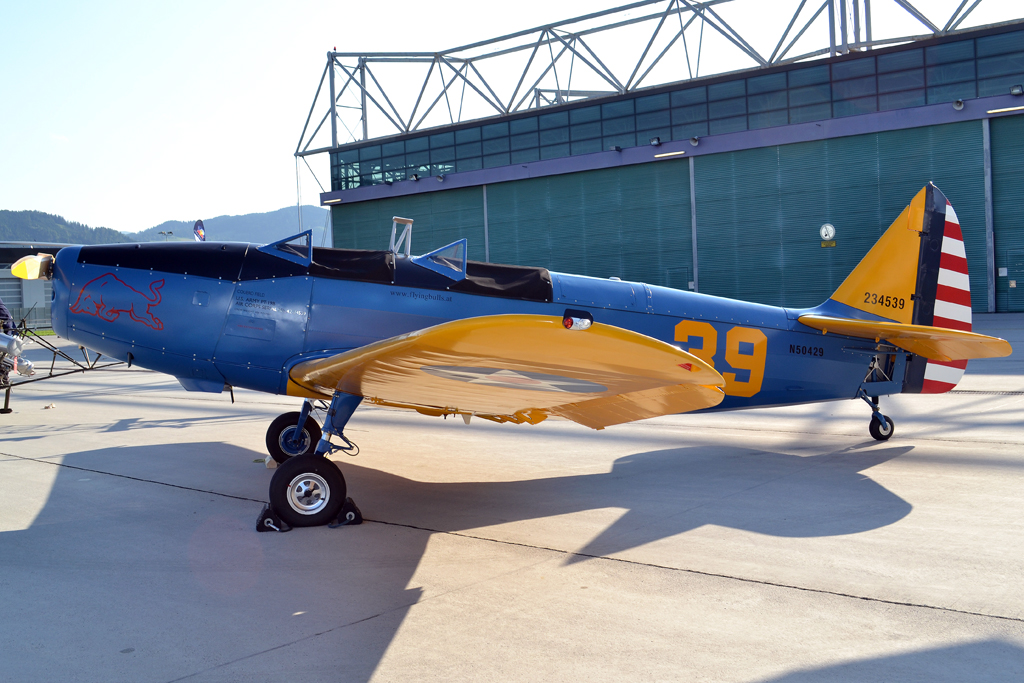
[296,0,1021,157]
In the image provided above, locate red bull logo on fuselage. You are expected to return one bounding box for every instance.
[69,273,165,330]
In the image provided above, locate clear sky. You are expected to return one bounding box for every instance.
[0,1,1016,233]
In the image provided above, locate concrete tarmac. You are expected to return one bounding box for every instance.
[1,315,1023,682]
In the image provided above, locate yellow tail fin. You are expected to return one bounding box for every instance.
[830,185,932,324]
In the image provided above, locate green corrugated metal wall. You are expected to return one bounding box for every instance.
[485,160,692,286]
[991,114,1024,312]
[331,187,487,261]
[332,120,1007,311]
[694,121,987,309]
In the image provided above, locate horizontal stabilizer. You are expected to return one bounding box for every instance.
[288,314,726,429]
[797,314,1011,361]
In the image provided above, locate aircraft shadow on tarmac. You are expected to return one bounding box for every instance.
[756,639,1024,682]
[348,443,915,560]
[1,440,915,681]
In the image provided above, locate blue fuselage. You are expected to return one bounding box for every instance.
[49,242,875,411]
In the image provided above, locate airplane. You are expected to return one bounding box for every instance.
[11,183,1012,530]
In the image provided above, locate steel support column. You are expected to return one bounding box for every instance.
[983,117,996,313]
[328,53,338,149]
[689,155,699,293]
[359,58,368,141]
[482,185,491,263]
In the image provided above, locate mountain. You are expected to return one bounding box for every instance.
[133,206,330,245]
[0,205,331,246]
[0,210,133,245]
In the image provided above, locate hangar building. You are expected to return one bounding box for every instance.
[303,2,1024,313]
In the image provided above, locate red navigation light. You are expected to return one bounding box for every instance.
[563,317,573,329]
[678,363,693,371]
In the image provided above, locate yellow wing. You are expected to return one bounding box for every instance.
[288,314,725,429]
[798,314,1012,361]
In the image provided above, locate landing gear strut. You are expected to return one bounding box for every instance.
[859,390,894,441]
[261,392,364,530]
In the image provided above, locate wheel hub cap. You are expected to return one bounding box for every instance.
[280,427,310,455]
[287,473,330,514]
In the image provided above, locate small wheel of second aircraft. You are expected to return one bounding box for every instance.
[266,412,322,464]
[269,455,346,527]
[869,413,895,441]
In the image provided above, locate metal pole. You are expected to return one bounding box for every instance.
[482,185,491,262]
[359,58,368,141]
[865,0,872,45]
[295,157,304,235]
[839,0,849,54]
[328,53,338,149]
[828,0,837,57]
[853,0,861,45]
[689,155,699,293]
[983,117,996,313]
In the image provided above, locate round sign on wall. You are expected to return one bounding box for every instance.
[820,223,836,241]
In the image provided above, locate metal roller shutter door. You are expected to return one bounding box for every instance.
[331,187,487,262]
[991,113,1024,312]
[485,160,692,286]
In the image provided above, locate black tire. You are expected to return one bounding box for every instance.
[869,414,895,441]
[269,455,346,527]
[266,411,322,464]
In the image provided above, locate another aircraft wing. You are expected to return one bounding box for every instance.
[797,314,1012,361]
[288,314,725,429]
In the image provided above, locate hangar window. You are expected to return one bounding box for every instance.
[571,121,602,141]
[570,105,601,123]
[671,103,708,124]
[483,152,510,168]
[481,122,508,139]
[710,115,747,135]
[358,145,381,161]
[878,69,925,93]
[510,116,538,133]
[635,93,669,113]
[510,131,539,150]
[482,137,510,154]
[671,87,706,106]
[832,57,875,81]
[749,110,788,130]
[747,72,786,95]
[540,143,570,160]
[511,148,540,164]
[540,127,569,145]
[880,90,926,111]
[571,139,603,155]
[878,49,923,73]
[747,91,787,118]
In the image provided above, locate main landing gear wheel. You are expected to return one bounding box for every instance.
[266,411,322,464]
[869,413,895,441]
[269,455,346,527]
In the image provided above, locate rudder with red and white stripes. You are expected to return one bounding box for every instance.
[921,200,972,393]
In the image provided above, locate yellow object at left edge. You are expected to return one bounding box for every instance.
[11,254,53,280]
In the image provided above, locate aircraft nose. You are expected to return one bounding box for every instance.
[49,246,80,338]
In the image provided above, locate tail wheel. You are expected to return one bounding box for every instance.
[869,414,895,441]
[269,455,346,527]
[266,412,322,464]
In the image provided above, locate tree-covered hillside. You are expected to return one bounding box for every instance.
[0,210,132,245]
[1,204,331,246]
